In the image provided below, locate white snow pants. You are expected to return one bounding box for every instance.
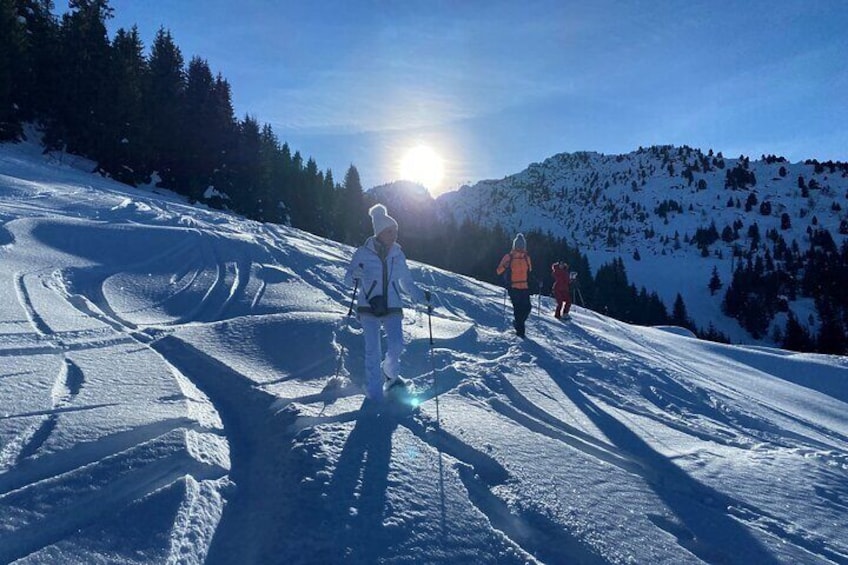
[360,312,404,400]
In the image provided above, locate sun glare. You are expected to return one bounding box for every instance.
[399,145,445,192]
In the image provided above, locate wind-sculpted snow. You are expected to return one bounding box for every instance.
[1,139,848,563]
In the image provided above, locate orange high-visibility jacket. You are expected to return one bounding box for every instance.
[497,250,532,290]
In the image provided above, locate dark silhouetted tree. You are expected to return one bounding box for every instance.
[98,25,149,184]
[0,0,27,140]
[708,266,722,295]
[45,0,114,156]
[671,293,694,330]
[783,312,814,352]
[146,27,185,188]
[337,165,369,244]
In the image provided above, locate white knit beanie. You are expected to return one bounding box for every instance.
[369,204,399,237]
[513,233,526,250]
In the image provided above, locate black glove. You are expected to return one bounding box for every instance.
[424,290,434,314]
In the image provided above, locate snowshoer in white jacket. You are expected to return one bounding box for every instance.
[345,204,427,401]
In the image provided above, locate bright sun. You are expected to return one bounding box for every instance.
[399,145,444,191]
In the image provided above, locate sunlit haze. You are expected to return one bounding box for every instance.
[399,145,445,194]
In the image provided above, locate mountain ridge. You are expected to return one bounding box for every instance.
[371,144,848,348]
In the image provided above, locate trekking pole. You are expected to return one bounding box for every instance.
[502,287,508,329]
[334,265,363,381]
[576,286,586,308]
[425,290,441,426]
[347,264,363,316]
[537,281,543,321]
[426,291,434,347]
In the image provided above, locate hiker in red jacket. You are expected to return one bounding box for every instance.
[551,261,572,320]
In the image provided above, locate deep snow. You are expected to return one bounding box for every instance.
[1,139,847,564]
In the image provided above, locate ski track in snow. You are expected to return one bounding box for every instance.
[15,359,84,463]
[14,273,53,337]
[1,228,231,561]
[11,219,364,562]
[150,336,298,565]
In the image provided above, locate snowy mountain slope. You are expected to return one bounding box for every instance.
[1,139,848,564]
[436,147,848,342]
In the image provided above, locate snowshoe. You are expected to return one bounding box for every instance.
[384,372,408,390]
[385,377,425,411]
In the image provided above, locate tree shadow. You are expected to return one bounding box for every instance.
[523,340,782,564]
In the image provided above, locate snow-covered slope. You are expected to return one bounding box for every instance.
[2,139,848,564]
[437,147,848,343]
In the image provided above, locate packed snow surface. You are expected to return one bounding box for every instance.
[1,140,847,564]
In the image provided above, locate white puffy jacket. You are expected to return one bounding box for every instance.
[344,237,424,316]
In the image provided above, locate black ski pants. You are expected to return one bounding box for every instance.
[508,288,532,336]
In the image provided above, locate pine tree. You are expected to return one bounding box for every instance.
[816,315,846,355]
[320,169,337,238]
[783,313,813,352]
[47,0,114,156]
[285,149,304,222]
[180,57,222,199]
[177,65,237,202]
[147,27,185,189]
[337,165,368,244]
[228,114,263,217]
[206,73,237,197]
[10,0,58,123]
[296,157,320,232]
[672,293,692,329]
[708,266,722,295]
[748,222,760,247]
[593,258,633,320]
[98,26,149,184]
[0,0,27,140]
[255,123,284,221]
[745,192,757,212]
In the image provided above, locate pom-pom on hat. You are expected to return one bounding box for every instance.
[513,233,526,250]
[369,204,399,237]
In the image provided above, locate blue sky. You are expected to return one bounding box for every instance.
[104,0,848,194]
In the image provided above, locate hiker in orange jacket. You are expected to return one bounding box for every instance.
[551,261,572,319]
[496,233,533,337]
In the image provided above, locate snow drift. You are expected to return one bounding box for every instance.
[1,140,847,564]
